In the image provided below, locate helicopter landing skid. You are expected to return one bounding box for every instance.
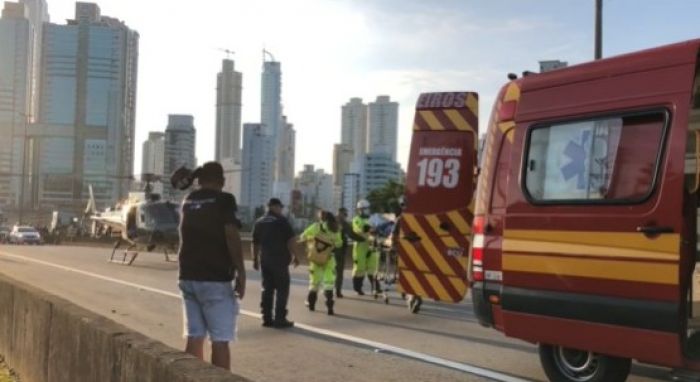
[163,249,178,263]
[108,241,139,266]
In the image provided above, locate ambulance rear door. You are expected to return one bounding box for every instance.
[397,92,479,303]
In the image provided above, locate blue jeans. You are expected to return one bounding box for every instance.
[178,280,239,342]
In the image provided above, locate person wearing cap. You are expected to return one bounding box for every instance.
[334,208,366,298]
[177,161,245,370]
[252,198,299,328]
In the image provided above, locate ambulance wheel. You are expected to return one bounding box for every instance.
[539,344,630,382]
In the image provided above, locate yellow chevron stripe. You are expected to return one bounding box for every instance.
[403,214,456,277]
[441,236,459,248]
[400,270,428,296]
[419,110,444,130]
[466,93,479,118]
[505,230,679,253]
[425,273,451,301]
[503,254,678,285]
[448,276,468,297]
[498,121,516,143]
[504,83,521,102]
[399,238,430,272]
[413,123,421,131]
[447,210,471,235]
[425,214,445,237]
[444,109,474,132]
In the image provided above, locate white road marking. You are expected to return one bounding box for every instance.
[0,249,528,382]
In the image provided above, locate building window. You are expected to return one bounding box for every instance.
[524,110,667,203]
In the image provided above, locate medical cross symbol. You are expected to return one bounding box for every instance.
[560,130,591,190]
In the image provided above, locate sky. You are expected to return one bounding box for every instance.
[44,0,700,175]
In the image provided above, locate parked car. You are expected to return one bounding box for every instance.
[0,226,10,243]
[9,226,43,245]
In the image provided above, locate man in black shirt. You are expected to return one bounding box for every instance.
[177,162,245,370]
[252,198,298,328]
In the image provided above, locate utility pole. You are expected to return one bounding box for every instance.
[595,0,603,60]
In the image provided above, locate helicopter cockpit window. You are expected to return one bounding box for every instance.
[142,204,179,227]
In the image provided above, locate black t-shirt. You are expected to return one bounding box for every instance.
[178,189,241,281]
[252,212,295,266]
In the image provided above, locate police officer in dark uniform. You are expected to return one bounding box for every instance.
[252,198,299,328]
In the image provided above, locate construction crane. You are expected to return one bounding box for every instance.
[217,48,235,59]
[263,48,275,62]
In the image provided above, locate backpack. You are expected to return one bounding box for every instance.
[306,224,334,266]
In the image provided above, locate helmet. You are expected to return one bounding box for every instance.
[356,199,370,209]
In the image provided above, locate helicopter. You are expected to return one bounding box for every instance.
[86,173,180,266]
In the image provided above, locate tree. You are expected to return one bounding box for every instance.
[366,180,404,214]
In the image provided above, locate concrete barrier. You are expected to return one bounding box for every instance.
[0,273,250,382]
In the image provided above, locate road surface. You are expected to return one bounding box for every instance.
[0,244,672,382]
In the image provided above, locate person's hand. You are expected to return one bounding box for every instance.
[291,256,300,268]
[235,277,246,300]
[252,256,260,271]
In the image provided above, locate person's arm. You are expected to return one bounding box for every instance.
[287,235,299,267]
[225,224,245,299]
[221,193,245,298]
[345,221,366,242]
[252,223,261,271]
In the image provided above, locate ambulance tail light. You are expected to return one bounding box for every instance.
[471,216,486,282]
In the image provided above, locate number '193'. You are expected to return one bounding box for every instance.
[417,158,460,188]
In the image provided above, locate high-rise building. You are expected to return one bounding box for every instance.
[221,157,242,201]
[275,115,295,188]
[141,132,165,195]
[19,0,48,121]
[341,172,361,218]
[0,2,33,210]
[32,2,138,211]
[341,97,367,163]
[164,115,196,201]
[332,143,353,187]
[240,123,273,221]
[261,54,282,139]
[362,152,402,195]
[294,164,333,218]
[215,58,242,163]
[368,95,399,161]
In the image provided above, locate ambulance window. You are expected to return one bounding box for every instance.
[524,111,667,203]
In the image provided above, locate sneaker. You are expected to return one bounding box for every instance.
[262,321,274,328]
[408,296,422,314]
[273,319,295,329]
[327,308,334,316]
[336,291,344,298]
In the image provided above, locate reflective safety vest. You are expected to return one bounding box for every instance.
[301,222,340,265]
